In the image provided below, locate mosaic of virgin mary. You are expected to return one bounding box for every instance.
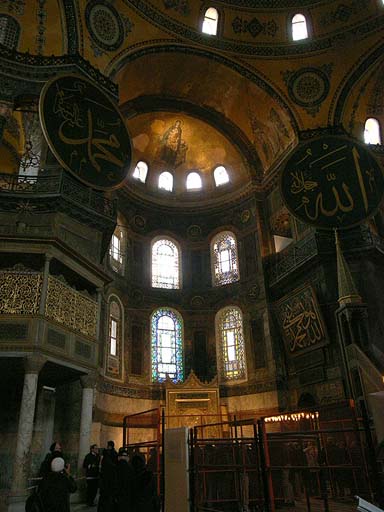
[159,119,188,168]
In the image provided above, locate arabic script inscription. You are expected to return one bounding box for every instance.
[281,136,383,229]
[40,75,131,190]
[277,286,326,355]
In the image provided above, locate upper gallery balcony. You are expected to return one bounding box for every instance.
[0,170,117,263]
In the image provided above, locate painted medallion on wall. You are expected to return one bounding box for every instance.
[39,75,131,190]
[276,285,327,357]
[280,135,384,229]
[85,0,124,51]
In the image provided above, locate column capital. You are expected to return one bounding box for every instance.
[24,354,46,374]
[80,372,97,389]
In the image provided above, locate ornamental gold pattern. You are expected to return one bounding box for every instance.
[0,271,42,314]
[45,276,97,338]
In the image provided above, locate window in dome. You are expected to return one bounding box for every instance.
[159,171,173,191]
[291,13,308,41]
[214,166,229,186]
[152,238,180,289]
[364,118,381,145]
[151,308,183,383]
[0,15,20,50]
[186,172,202,190]
[202,7,219,35]
[133,161,148,183]
[216,306,247,381]
[211,231,240,286]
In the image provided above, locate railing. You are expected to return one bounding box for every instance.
[266,228,384,286]
[266,234,318,286]
[0,171,116,219]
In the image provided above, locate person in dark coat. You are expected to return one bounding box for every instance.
[132,454,160,512]
[106,440,118,465]
[116,447,134,512]
[39,441,63,477]
[38,457,77,512]
[83,444,100,506]
[97,449,117,512]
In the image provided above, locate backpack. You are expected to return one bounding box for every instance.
[25,489,45,512]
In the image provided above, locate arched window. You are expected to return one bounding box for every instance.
[216,307,247,381]
[109,227,125,274]
[151,308,183,382]
[186,172,202,190]
[133,161,148,183]
[152,238,180,289]
[0,15,20,50]
[364,118,381,144]
[106,297,124,379]
[214,165,229,186]
[202,7,219,35]
[291,13,308,41]
[211,231,240,286]
[159,171,173,191]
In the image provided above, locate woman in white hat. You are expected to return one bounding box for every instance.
[38,457,77,512]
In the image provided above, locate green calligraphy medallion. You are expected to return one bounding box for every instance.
[280,135,384,229]
[39,74,131,190]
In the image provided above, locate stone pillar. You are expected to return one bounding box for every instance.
[10,355,46,496]
[39,254,52,315]
[78,373,97,470]
[34,386,56,463]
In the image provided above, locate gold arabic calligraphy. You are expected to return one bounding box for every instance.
[53,82,124,174]
[288,142,375,224]
[280,294,324,352]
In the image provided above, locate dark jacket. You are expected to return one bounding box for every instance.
[133,467,159,512]
[116,459,134,512]
[38,471,77,512]
[83,452,100,478]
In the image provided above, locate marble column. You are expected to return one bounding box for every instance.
[34,386,56,463]
[10,355,46,496]
[78,373,97,470]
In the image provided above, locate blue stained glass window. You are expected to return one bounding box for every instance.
[151,308,184,383]
[217,307,246,380]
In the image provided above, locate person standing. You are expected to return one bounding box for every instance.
[83,444,100,507]
[39,441,63,477]
[97,448,117,512]
[132,454,160,512]
[38,457,77,512]
[116,447,134,512]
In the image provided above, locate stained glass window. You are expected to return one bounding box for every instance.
[202,7,219,35]
[364,118,381,144]
[217,307,246,380]
[159,171,173,191]
[186,172,202,190]
[152,238,180,289]
[211,231,240,286]
[151,308,183,382]
[214,166,229,186]
[133,161,148,183]
[291,13,308,41]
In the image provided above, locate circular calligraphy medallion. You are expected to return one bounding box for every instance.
[280,135,384,229]
[39,74,131,191]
